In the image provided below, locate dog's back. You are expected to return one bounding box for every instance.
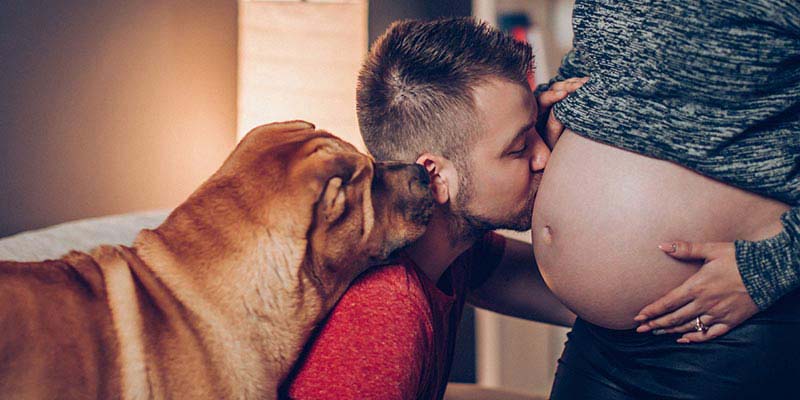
[0,252,122,399]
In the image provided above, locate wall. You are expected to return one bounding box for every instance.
[368,0,471,44]
[0,1,238,237]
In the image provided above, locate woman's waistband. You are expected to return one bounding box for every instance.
[575,289,800,345]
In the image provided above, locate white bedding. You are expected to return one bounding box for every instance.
[0,210,170,262]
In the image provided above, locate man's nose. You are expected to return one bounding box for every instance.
[529,132,551,173]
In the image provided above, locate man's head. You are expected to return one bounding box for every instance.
[357,17,551,242]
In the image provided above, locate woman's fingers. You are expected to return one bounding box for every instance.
[651,314,715,335]
[549,77,589,93]
[636,301,702,333]
[537,76,589,113]
[537,90,568,113]
[678,323,730,343]
[659,240,725,261]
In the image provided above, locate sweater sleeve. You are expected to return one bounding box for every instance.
[736,207,800,310]
[284,265,433,400]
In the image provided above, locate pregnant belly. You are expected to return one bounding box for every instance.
[532,130,789,329]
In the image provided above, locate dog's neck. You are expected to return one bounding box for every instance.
[129,223,332,397]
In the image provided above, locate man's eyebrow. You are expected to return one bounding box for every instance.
[503,117,536,152]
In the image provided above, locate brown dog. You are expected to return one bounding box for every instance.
[0,121,434,399]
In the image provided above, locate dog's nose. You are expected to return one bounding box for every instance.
[414,164,430,185]
[373,161,431,196]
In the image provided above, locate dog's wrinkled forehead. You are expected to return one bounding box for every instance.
[290,134,372,191]
[232,121,366,172]
[233,122,375,245]
[233,121,373,199]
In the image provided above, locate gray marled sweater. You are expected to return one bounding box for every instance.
[540,0,799,310]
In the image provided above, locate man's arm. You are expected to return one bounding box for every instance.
[468,236,575,327]
[285,265,431,400]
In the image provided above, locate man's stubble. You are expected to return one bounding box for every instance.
[445,163,539,245]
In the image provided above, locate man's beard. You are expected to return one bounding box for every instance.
[445,172,538,245]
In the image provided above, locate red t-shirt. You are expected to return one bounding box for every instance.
[282,233,506,400]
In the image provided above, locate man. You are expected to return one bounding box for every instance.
[284,18,575,399]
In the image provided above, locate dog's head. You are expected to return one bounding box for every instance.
[153,120,433,305]
[242,121,435,295]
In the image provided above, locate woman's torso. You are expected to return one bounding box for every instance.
[532,130,790,329]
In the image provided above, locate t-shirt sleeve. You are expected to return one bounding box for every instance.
[284,265,433,400]
[467,232,507,291]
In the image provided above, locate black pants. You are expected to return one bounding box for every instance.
[550,292,800,400]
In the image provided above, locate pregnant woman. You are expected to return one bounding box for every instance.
[533,1,800,399]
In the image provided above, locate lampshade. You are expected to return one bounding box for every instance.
[237,0,368,151]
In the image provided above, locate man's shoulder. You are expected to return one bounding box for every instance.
[286,262,435,399]
[338,261,431,315]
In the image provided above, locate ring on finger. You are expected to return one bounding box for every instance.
[694,316,709,333]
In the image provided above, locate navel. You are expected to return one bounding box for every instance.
[540,225,554,245]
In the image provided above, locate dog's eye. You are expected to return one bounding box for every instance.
[320,177,347,223]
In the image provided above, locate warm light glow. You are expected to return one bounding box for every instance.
[0,2,238,237]
[237,1,368,151]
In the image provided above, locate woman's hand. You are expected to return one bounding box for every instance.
[535,77,589,149]
[633,240,760,343]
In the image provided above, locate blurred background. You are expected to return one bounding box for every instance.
[0,0,574,397]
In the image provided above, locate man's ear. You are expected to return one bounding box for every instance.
[415,153,459,205]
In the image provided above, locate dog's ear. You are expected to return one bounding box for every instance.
[319,176,346,223]
[305,150,371,279]
[311,150,364,223]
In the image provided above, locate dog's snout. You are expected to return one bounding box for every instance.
[372,161,434,231]
[374,162,430,190]
[414,164,430,185]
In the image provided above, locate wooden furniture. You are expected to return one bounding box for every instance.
[445,383,547,400]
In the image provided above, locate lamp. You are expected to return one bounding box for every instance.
[237,0,367,151]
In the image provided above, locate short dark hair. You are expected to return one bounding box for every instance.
[357,17,533,163]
